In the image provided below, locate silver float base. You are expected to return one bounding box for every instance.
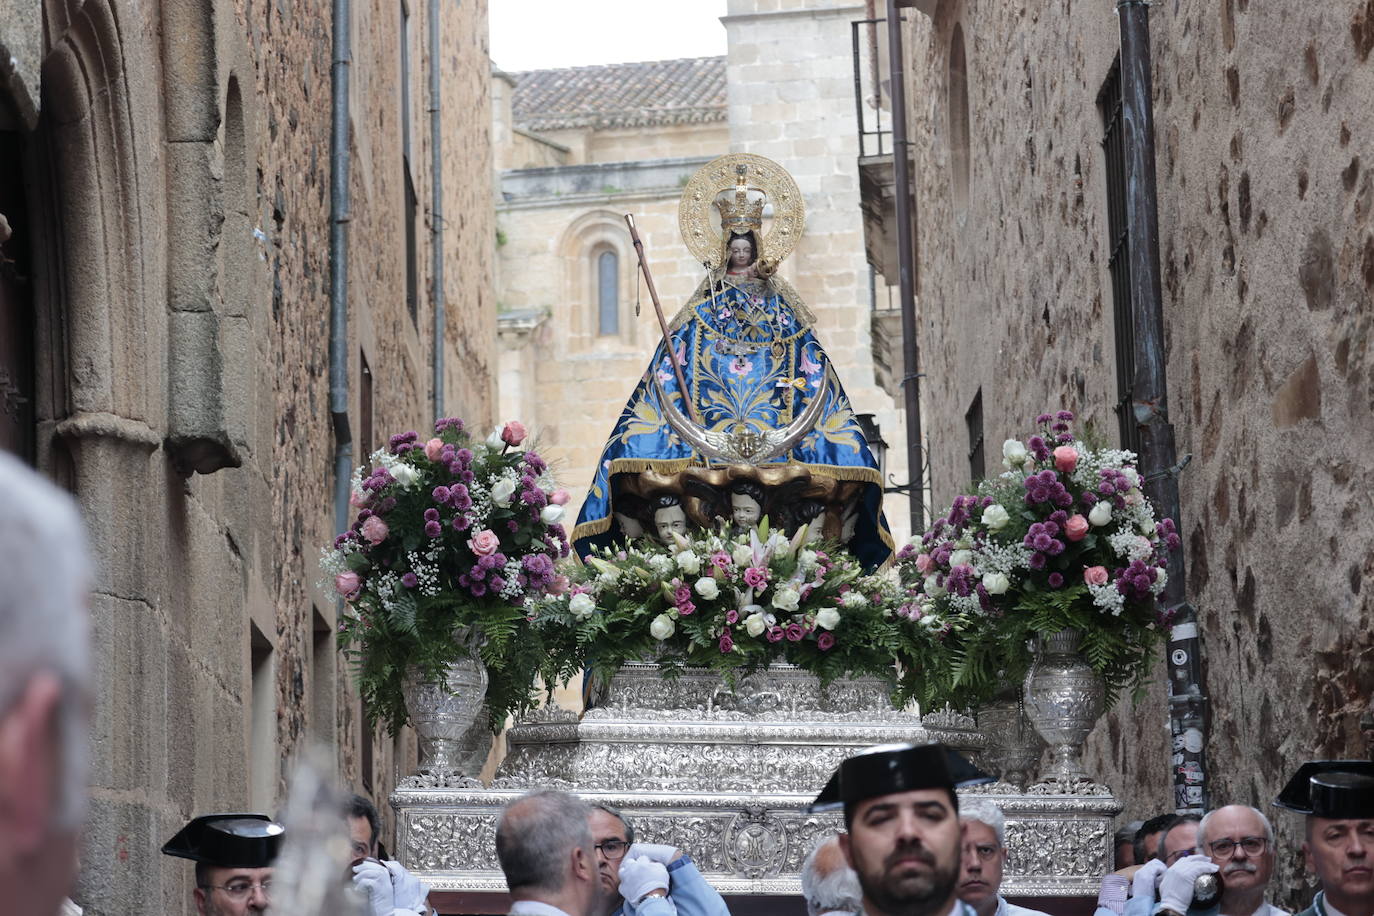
[391,663,1120,897]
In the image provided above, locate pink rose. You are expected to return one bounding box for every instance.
[1064,514,1090,542]
[550,488,570,506]
[1053,445,1079,473]
[349,490,370,508]
[914,553,934,574]
[360,515,389,545]
[424,437,444,461]
[501,421,528,447]
[718,632,734,653]
[1083,566,1109,586]
[816,632,836,651]
[334,571,361,598]
[468,528,500,556]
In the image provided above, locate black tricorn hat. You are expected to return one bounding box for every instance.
[1274,760,1374,816]
[808,742,992,813]
[161,813,284,868]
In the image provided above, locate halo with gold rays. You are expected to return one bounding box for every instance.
[678,152,805,271]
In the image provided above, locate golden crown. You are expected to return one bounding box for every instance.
[714,166,765,233]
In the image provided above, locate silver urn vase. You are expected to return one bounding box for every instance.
[977,688,1045,789]
[1022,628,1105,784]
[401,655,489,775]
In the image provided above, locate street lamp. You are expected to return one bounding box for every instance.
[854,413,887,479]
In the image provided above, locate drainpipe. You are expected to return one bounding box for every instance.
[885,0,925,534]
[1116,0,1207,814]
[330,0,353,534]
[429,0,448,419]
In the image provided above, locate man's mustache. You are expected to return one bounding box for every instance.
[1224,862,1258,876]
[886,842,936,870]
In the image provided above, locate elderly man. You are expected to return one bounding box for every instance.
[957,800,1050,916]
[810,742,992,916]
[586,802,728,916]
[497,790,605,916]
[801,836,863,916]
[0,454,92,916]
[1275,760,1374,916]
[346,794,433,916]
[162,813,283,915]
[1122,807,1288,916]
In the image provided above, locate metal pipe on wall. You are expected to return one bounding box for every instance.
[429,0,449,420]
[1116,0,1208,813]
[330,0,353,535]
[885,0,925,534]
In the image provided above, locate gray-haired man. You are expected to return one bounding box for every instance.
[801,835,863,916]
[958,800,1051,916]
[497,791,607,916]
[0,453,93,916]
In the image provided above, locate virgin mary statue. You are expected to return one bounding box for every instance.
[572,154,893,570]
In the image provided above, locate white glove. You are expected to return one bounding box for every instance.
[618,855,671,905]
[353,859,397,916]
[628,842,680,865]
[1131,858,1168,902]
[385,860,431,913]
[1156,854,1219,913]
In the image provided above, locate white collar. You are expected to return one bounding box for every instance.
[510,900,575,916]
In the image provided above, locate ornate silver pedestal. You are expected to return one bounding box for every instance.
[392,663,1120,899]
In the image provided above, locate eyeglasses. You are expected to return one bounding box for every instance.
[201,879,272,901]
[964,843,1002,862]
[595,839,629,860]
[1208,836,1267,858]
[1164,848,1195,865]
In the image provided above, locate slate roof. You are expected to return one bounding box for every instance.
[510,56,727,131]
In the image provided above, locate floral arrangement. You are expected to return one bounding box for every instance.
[894,410,1179,708]
[321,418,572,734]
[533,522,946,697]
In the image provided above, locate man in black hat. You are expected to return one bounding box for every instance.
[1274,761,1374,916]
[810,743,991,916]
[162,813,283,915]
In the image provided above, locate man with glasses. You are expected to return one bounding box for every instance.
[956,800,1050,916]
[586,803,728,916]
[161,813,283,915]
[1274,760,1374,916]
[1120,808,1288,916]
[345,794,434,915]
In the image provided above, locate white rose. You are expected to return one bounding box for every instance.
[982,504,1010,532]
[390,464,420,489]
[981,572,1010,595]
[1002,439,1028,467]
[772,587,801,612]
[649,614,676,640]
[491,478,517,507]
[743,613,767,637]
[799,549,818,569]
[949,549,973,569]
[540,504,565,525]
[815,606,841,630]
[568,593,595,619]
[485,428,505,450]
[694,577,720,600]
[1088,501,1113,527]
[676,551,701,575]
[732,544,754,567]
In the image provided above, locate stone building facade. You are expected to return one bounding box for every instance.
[0,0,494,909]
[892,0,1373,901]
[496,0,915,553]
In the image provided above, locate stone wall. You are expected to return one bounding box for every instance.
[0,0,494,908]
[900,0,1374,902]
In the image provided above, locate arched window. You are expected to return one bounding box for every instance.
[597,249,619,336]
[949,23,971,215]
